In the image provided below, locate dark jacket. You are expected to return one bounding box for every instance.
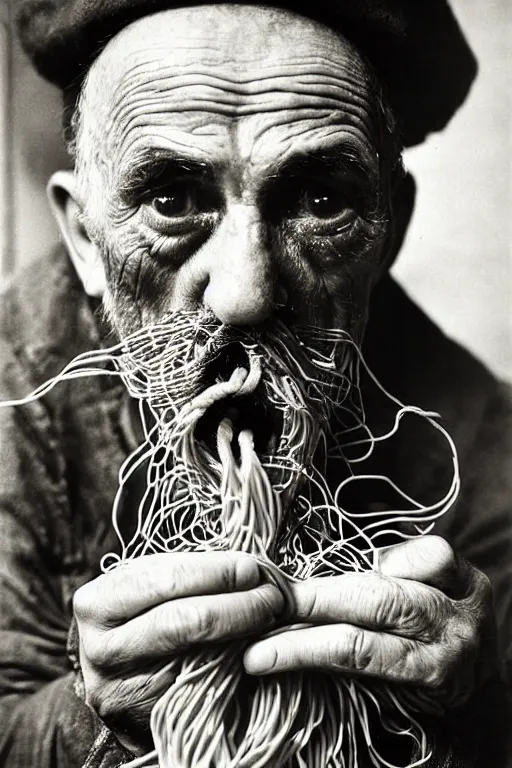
[0,248,511,767]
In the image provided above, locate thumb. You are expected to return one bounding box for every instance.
[376,535,462,594]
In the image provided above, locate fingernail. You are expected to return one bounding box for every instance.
[244,641,277,675]
[235,557,260,590]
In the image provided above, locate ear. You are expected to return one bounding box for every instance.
[47,171,106,298]
[379,170,416,274]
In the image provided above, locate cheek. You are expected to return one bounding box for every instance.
[276,229,385,338]
[101,224,180,335]
[323,270,375,344]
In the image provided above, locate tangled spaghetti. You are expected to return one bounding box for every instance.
[0,311,460,768]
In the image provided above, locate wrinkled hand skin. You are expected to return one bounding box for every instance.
[74,552,284,754]
[244,536,496,711]
[76,538,495,757]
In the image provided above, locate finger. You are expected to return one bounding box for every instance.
[376,536,471,596]
[378,537,492,608]
[85,584,284,668]
[74,551,260,627]
[292,572,447,640]
[244,623,435,686]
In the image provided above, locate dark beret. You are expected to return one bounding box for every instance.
[16,0,477,147]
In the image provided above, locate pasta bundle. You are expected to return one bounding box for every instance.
[0,311,460,768]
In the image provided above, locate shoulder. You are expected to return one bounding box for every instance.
[0,249,127,590]
[365,276,512,544]
[365,276,506,467]
[0,247,103,384]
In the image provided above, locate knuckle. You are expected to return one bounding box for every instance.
[298,584,319,621]
[85,678,124,722]
[343,626,373,673]
[83,629,116,669]
[393,638,419,681]
[373,575,407,626]
[423,636,469,693]
[457,569,494,636]
[73,580,100,623]
[372,575,431,638]
[164,560,189,596]
[443,600,481,651]
[141,559,187,601]
[451,619,480,665]
[222,553,247,591]
[424,665,447,691]
[417,592,448,642]
[458,613,479,646]
[423,647,452,690]
[135,555,200,603]
[171,601,217,646]
[252,585,283,625]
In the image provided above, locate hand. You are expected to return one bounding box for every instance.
[74,552,283,753]
[244,536,496,710]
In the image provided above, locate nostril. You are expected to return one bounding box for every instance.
[274,284,288,310]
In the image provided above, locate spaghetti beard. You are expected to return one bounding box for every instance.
[102,311,457,768]
[0,310,459,767]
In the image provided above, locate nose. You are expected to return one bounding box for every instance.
[202,204,276,326]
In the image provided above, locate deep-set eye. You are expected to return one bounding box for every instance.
[152,182,198,218]
[149,180,221,221]
[300,186,353,220]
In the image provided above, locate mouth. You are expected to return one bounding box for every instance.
[196,397,280,459]
[194,342,280,458]
[195,393,279,459]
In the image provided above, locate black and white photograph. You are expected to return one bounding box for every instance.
[0,1,510,766]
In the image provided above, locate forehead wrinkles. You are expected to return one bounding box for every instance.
[109,55,372,111]
[80,10,378,186]
[97,64,375,168]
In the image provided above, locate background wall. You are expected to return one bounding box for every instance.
[393,0,511,380]
[1,0,511,378]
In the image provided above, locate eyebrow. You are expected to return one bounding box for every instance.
[266,143,378,185]
[117,148,215,206]
[117,141,378,206]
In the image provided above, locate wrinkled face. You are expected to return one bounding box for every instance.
[74,4,396,339]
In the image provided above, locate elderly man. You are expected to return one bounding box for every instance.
[1,1,511,766]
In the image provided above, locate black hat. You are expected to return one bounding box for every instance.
[16,0,477,147]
